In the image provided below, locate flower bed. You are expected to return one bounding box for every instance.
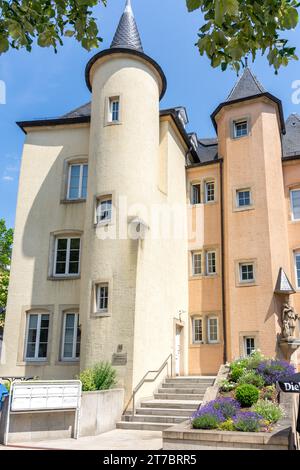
[191,351,293,433]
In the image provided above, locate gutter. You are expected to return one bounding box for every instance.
[220,158,227,364]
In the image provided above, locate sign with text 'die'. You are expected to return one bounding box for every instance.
[277,373,300,394]
[11,381,81,412]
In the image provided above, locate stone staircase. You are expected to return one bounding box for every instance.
[117,376,215,431]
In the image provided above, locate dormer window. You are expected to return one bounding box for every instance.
[234,120,248,138]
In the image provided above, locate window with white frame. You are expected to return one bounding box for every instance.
[234,120,248,138]
[290,189,300,221]
[96,283,109,312]
[109,97,120,122]
[239,263,254,283]
[237,189,251,208]
[206,251,216,275]
[25,313,49,361]
[208,317,218,343]
[244,337,255,356]
[205,181,215,203]
[67,163,88,200]
[295,252,300,289]
[192,318,203,343]
[192,252,202,276]
[54,237,81,277]
[191,183,201,205]
[62,313,80,361]
[96,198,112,224]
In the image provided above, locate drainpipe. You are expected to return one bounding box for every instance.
[220,159,228,364]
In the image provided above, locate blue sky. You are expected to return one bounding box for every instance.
[1,0,300,228]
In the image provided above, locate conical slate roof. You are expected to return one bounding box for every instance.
[227,67,266,102]
[111,0,143,52]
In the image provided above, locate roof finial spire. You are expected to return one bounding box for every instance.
[111,0,143,52]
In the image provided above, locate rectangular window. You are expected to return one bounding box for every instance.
[54,237,81,277]
[67,164,88,200]
[295,253,300,289]
[192,318,203,344]
[191,183,201,205]
[96,198,112,224]
[109,98,120,122]
[291,189,300,221]
[245,337,255,356]
[208,317,218,343]
[205,181,215,203]
[96,283,109,312]
[192,252,202,276]
[25,313,49,361]
[206,251,216,275]
[237,189,251,208]
[239,263,254,283]
[62,313,80,361]
[234,120,248,138]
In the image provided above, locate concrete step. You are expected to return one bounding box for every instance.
[136,407,195,417]
[122,414,188,424]
[165,378,215,385]
[161,383,211,390]
[141,399,201,410]
[154,393,203,401]
[117,421,171,432]
[158,387,206,394]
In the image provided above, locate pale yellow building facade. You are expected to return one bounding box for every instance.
[1,2,300,402]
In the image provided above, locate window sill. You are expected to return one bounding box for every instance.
[232,134,249,141]
[104,121,122,127]
[234,205,255,213]
[236,281,257,288]
[60,199,86,205]
[48,276,81,281]
[94,221,114,228]
[92,311,111,318]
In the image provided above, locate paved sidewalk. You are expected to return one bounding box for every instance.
[0,429,163,451]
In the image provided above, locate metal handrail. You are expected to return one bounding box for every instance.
[123,354,173,417]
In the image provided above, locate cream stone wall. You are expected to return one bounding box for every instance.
[217,99,292,362]
[0,125,89,379]
[187,164,223,375]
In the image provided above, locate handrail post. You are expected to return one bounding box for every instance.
[132,392,135,418]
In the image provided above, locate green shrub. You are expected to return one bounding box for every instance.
[252,400,284,424]
[235,384,259,407]
[238,370,265,389]
[78,362,117,392]
[192,415,220,430]
[218,419,235,431]
[230,366,245,383]
[245,351,265,370]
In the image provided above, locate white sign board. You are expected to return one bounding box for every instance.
[11,381,81,412]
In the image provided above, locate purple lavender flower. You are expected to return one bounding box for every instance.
[191,397,240,422]
[233,412,263,432]
[256,360,296,386]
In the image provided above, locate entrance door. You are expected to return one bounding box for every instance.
[175,326,181,376]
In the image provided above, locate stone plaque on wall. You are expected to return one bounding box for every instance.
[112,353,127,366]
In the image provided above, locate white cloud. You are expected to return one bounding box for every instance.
[2,176,14,182]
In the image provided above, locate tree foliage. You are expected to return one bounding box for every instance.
[0,0,107,54]
[187,0,299,72]
[0,219,13,327]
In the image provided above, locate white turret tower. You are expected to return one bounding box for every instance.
[80,0,188,402]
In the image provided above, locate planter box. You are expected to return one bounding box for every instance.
[80,389,124,437]
[163,420,291,450]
